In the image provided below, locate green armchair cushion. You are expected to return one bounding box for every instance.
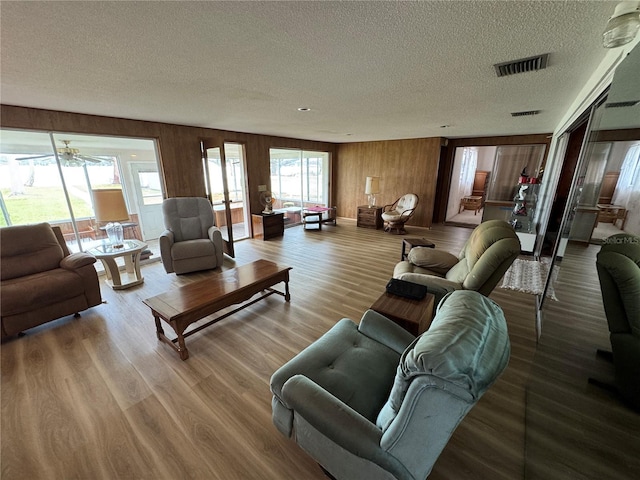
[376,290,510,431]
[407,247,458,275]
[271,315,404,430]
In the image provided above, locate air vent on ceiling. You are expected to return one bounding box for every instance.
[511,110,541,117]
[494,53,549,77]
[605,100,640,108]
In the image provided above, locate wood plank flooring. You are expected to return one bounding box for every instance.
[1,220,638,479]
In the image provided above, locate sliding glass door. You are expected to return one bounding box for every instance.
[0,129,161,254]
[269,148,330,225]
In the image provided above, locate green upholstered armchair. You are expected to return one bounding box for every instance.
[393,220,521,304]
[270,290,511,480]
[595,233,640,411]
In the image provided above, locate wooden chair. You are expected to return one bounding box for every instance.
[381,194,419,234]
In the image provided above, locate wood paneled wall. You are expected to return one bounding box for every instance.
[336,138,443,227]
[0,105,337,217]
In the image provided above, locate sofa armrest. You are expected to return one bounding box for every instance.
[208,226,224,265]
[159,230,175,273]
[208,226,223,245]
[282,374,383,454]
[358,310,415,354]
[60,252,97,270]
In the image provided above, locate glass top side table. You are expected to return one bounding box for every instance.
[88,239,148,290]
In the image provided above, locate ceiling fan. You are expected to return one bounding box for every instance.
[17,140,111,166]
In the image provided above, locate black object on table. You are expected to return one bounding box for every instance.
[386,278,428,301]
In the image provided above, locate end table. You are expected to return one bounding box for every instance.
[401,237,436,261]
[88,239,147,290]
[370,291,435,336]
[357,205,383,229]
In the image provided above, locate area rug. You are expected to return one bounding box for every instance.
[499,257,558,300]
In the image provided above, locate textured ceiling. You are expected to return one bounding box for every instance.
[0,1,620,142]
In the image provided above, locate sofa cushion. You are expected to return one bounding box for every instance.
[408,248,458,275]
[171,239,217,261]
[271,318,401,423]
[381,210,402,221]
[0,223,64,281]
[1,268,85,316]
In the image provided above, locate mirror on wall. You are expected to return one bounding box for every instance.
[525,42,640,478]
[539,43,640,311]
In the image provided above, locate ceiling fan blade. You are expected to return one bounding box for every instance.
[16,154,52,161]
[76,155,108,164]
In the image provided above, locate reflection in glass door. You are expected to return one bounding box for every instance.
[202,141,249,258]
[130,162,164,240]
[223,143,249,241]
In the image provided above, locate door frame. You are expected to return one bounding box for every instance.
[201,139,249,258]
[129,161,165,240]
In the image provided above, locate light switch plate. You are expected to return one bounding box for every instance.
[258,184,267,192]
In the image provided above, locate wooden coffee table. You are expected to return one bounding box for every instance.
[143,259,291,360]
[370,291,435,336]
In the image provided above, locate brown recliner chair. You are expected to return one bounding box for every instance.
[1,223,102,339]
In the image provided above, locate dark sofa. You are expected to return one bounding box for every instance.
[1,222,102,338]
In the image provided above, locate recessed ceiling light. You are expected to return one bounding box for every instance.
[297,107,311,112]
[440,125,450,128]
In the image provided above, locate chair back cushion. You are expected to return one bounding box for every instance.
[163,197,215,242]
[446,220,521,294]
[596,234,640,337]
[0,223,64,281]
[397,194,418,212]
[376,290,510,431]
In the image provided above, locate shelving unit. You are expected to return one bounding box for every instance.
[510,182,540,252]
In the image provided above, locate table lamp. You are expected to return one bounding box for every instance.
[365,176,380,207]
[92,188,129,248]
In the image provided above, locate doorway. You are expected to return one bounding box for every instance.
[202,140,249,258]
[444,146,494,227]
[130,162,164,240]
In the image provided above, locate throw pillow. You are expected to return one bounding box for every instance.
[408,247,458,275]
